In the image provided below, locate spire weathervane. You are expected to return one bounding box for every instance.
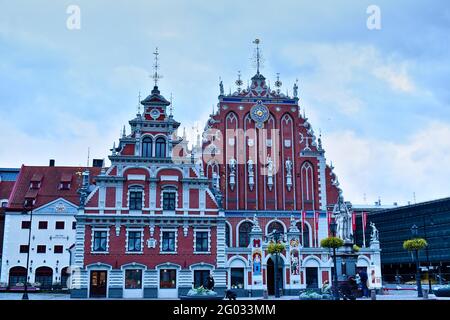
[137,91,141,115]
[169,93,173,116]
[235,70,243,92]
[275,73,282,93]
[152,47,162,87]
[253,39,261,74]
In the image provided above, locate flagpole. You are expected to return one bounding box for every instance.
[362,212,366,248]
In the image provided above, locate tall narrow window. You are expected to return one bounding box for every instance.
[129,190,143,210]
[238,221,253,247]
[225,223,231,247]
[267,221,284,235]
[163,192,176,210]
[142,137,153,157]
[161,231,176,252]
[127,231,142,252]
[93,231,108,252]
[195,231,209,252]
[155,137,166,158]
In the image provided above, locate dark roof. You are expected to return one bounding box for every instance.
[141,86,171,106]
[367,197,450,216]
[7,165,102,211]
[0,181,15,200]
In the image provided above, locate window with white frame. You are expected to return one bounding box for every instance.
[194,230,210,253]
[162,190,176,211]
[126,230,143,253]
[129,187,143,210]
[92,229,109,252]
[161,230,177,253]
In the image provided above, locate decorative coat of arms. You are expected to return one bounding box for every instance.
[250,100,269,129]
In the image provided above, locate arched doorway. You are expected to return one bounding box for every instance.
[9,266,27,287]
[266,256,283,295]
[35,266,53,289]
[61,267,70,289]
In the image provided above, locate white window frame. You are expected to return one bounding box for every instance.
[127,185,145,212]
[193,228,211,254]
[125,228,144,254]
[91,227,110,254]
[160,188,178,213]
[159,228,178,254]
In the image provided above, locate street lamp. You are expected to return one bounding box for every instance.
[22,202,34,300]
[329,221,340,300]
[265,230,283,298]
[411,224,423,298]
[422,216,434,292]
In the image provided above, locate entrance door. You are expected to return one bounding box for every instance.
[158,269,178,298]
[305,267,319,288]
[90,270,107,298]
[266,257,283,295]
[123,269,143,299]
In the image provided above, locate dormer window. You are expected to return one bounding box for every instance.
[155,137,166,158]
[30,182,40,189]
[59,173,72,190]
[142,136,153,157]
[30,173,43,189]
[24,198,34,208]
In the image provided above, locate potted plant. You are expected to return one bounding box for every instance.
[180,286,224,300]
[403,238,427,251]
[267,241,285,254]
[320,237,344,249]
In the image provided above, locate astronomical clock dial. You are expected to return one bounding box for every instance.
[149,108,161,120]
[250,100,269,128]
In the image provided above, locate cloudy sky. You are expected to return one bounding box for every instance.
[1,0,449,206]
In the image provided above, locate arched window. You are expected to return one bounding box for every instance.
[225,223,231,247]
[142,137,153,157]
[267,221,284,235]
[155,137,166,158]
[238,221,253,247]
[296,222,311,248]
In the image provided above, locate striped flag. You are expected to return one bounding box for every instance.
[327,211,332,236]
[352,211,357,232]
[314,211,320,247]
[362,212,368,231]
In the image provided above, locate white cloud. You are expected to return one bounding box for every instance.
[373,64,415,92]
[324,121,450,205]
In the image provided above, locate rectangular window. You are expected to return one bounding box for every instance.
[193,270,210,289]
[161,231,176,252]
[230,268,244,289]
[125,269,142,289]
[21,221,31,229]
[127,231,142,252]
[59,182,70,190]
[37,245,46,253]
[129,191,143,210]
[163,192,176,210]
[72,221,76,230]
[24,199,34,207]
[19,245,29,253]
[38,221,48,229]
[159,269,176,288]
[55,221,65,229]
[195,231,209,252]
[93,231,108,252]
[54,245,63,253]
[30,182,40,189]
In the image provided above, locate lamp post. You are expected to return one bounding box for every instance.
[22,202,34,300]
[411,225,423,298]
[329,221,339,300]
[422,216,434,292]
[265,230,283,298]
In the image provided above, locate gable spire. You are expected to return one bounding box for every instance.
[151,47,162,88]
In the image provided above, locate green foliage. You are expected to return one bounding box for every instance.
[403,238,427,251]
[353,244,361,252]
[187,286,217,296]
[267,241,285,254]
[320,237,344,249]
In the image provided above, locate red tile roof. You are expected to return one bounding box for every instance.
[0,181,15,200]
[7,165,102,211]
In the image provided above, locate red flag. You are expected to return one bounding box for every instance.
[315,211,319,233]
[301,210,306,246]
[352,211,357,232]
[362,212,367,232]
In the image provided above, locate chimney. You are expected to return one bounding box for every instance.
[49,159,55,167]
[92,159,104,168]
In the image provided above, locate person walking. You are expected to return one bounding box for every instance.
[206,274,215,291]
[358,269,369,298]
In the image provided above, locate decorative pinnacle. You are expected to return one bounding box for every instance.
[169,93,173,116]
[275,73,282,93]
[235,70,243,92]
[151,47,162,87]
[137,91,141,115]
[253,39,261,74]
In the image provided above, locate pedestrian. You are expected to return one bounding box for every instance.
[358,268,369,298]
[206,274,215,291]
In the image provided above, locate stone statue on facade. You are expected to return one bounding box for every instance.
[229,157,237,174]
[332,192,353,242]
[219,79,224,96]
[370,222,379,242]
[266,156,273,177]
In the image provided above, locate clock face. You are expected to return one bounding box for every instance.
[149,108,161,120]
[250,100,269,128]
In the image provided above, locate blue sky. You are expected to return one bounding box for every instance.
[0,0,449,206]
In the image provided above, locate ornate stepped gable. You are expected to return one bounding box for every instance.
[202,69,342,212]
